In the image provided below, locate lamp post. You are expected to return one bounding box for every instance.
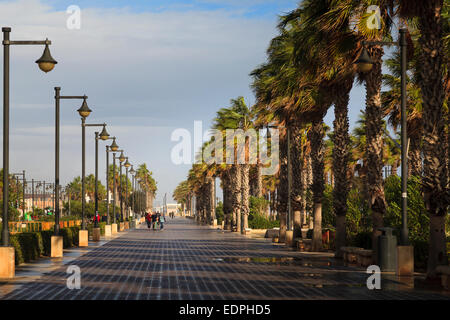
[129,166,135,216]
[77,99,92,230]
[93,126,110,228]
[124,158,131,220]
[106,139,119,224]
[355,28,409,245]
[2,27,57,246]
[54,88,87,236]
[118,151,126,221]
[111,149,123,224]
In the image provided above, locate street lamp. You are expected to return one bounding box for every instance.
[110,149,123,225]
[77,98,92,230]
[124,158,131,220]
[54,88,88,236]
[2,27,56,247]
[94,125,110,228]
[355,47,374,73]
[129,166,135,216]
[104,137,117,224]
[119,151,126,221]
[80,115,108,229]
[355,28,409,245]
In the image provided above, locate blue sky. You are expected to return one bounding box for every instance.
[39,0,297,16]
[0,0,379,207]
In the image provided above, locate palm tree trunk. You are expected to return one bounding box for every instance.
[223,174,233,230]
[278,134,288,243]
[205,177,213,225]
[256,161,263,198]
[332,78,353,258]
[417,0,449,276]
[364,45,386,260]
[241,164,250,233]
[291,126,304,239]
[231,164,242,232]
[270,190,276,220]
[408,136,422,177]
[309,119,325,252]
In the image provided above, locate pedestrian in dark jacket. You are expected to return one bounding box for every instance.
[151,212,157,230]
[145,212,152,229]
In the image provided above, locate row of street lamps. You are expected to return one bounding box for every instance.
[1,27,144,247]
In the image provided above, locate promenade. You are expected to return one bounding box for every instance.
[1,217,448,300]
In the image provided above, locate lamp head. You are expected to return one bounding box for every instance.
[355,47,374,73]
[99,125,110,140]
[110,138,119,151]
[77,97,91,118]
[124,158,131,168]
[119,151,126,163]
[35,42,57,73]
[130,166,135,174]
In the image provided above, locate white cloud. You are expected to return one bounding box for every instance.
[0,0,280,203]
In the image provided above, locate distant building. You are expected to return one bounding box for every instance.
[154,203,181,215]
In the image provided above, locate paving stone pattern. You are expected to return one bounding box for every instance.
[2,217,449,300]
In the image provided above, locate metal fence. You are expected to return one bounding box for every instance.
[7,220,82,234]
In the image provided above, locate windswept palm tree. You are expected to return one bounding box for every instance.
[136,163,157,210]
[396,0,449,275]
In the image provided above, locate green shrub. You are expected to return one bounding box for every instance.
[1,227,80,266]
[9,235,23,265]
[87,222,106,236]
[321,184,335,229]
[384,175,429,242]
[248,213,280,229]
[215,201,224,224]
[60,226,80,248]
[40,230,53,256]
[250,196,269,216]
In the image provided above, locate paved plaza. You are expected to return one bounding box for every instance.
[1,217,449,300]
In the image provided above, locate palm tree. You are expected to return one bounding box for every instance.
[136,163,157,210]
[396,0,449,275]
[213,97,254,233]
[322,0,397,258]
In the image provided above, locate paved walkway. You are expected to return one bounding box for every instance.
[1,217,449,300]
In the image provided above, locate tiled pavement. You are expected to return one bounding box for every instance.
[1,217,449,300]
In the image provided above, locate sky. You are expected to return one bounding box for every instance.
[0,0,371,206]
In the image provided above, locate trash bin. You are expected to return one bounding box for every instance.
[378,227,398,272]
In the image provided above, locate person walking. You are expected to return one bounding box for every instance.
[145,212,152,229]
[151,212,157,230]
[160,214,165,230]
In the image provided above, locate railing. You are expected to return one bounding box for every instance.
[8,220,82,234]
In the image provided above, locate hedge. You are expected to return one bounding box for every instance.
[2,226,81,265]
[86,222,106,236]
[248,214,280,229]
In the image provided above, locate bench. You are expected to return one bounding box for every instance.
[341,247,362,264]
[341,247,374,266]
[356,249,374,267]
[295,238,312,252]
[436,265,450,290]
